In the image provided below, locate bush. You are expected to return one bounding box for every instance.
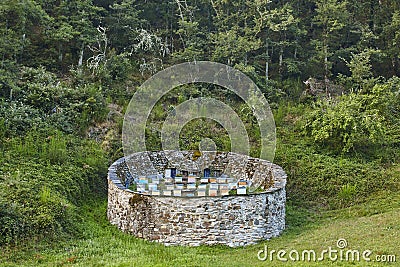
[0,101,43,137]
[303,76,400,153]
[337,183,358,207]
[303,84,395,152]
[16,66,60,113]
[0,66,109,137]
[275,141,397,210]
[0,130,108,246]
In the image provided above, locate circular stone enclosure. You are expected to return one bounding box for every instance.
[107,151,286,247]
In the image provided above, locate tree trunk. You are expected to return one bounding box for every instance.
[279,46,283,77]
[78,43,84,67]
[58,44,63,62]
[324,38,329,95]
[395,57,400,76]
[265,37,269,82]
[175,0,185,21]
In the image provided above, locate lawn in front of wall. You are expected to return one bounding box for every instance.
[1,193,399,267]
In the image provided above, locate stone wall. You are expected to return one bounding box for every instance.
[107,151,286,247]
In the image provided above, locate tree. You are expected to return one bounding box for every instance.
[0,0,49,65]
[313,0,349,90]
[107,0,143,53]
[382,10,400,76]
[210,0,261,66]
[44,0,104,69]
[171,0,207,62]
[252,2,302,80]
[340,48,380,91]
[211,27,261,66]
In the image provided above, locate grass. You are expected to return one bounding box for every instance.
[1,194,399,267]
[1,100,398,266]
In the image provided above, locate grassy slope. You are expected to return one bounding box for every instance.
[1,92,398,266]
[1,192,399,267]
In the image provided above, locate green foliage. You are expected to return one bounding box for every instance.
[228,189,237,195]
[0,101,42,136]
[17,66,59,112]
[313,0,349,34]
[275,141,399,210]
[0,66,108,136]
[312,0,349,78]
[43,132,67,165]
[0,0,400,257]
[0,168,75,245]
[0,0,50,64]
[303,83,396,152]
[339,48,381,91]
[211,28,261,65]
[337,183,358,207]
[303,76,400,152]
[345,50,374,85]
[0,129,107,246]
[128,184,137,191]
[178,118,230,152]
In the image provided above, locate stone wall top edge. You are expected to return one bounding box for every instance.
[114,187,283,198]
[107,151,287,193]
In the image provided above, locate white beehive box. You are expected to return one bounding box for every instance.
[188,176,196,183]
[220,189,229,196]
[201,178,209,183]
[209,188,218,196]
[197,190,206,197]
[163,190,172,196]
[173,189,182,196]
[151,190,160,196]
[237,187,246,195]
[187,183,196,190]
[174,176,183,183]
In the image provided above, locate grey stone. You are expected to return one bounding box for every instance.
[107,151,286,247]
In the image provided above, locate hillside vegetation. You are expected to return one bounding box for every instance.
[0,0,399,266]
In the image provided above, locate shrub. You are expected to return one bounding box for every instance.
[337,183,358,207]
[0,130,108,245]
[303,76,400,153]
[303,88,390,152]
[0,101,43,137]
[274,140,396,210]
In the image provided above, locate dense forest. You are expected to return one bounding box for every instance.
[1,0,399,266]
